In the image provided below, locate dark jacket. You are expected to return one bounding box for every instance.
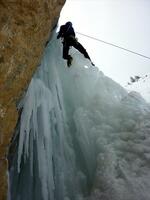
[57,23,75,40]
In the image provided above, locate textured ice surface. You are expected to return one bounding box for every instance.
[9,32,150,200]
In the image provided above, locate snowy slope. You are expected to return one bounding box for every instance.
[126,74,150,103]
[9,32,150,200]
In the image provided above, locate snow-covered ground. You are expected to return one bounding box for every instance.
[9,32,150,200]
[126,74,150,103]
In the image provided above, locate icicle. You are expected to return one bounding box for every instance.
[9,31,150,200]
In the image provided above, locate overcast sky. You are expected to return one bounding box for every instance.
[58,0,150,86]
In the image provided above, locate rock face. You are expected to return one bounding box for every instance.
[0,0,65,199]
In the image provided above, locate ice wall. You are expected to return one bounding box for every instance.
[9,31,150,200]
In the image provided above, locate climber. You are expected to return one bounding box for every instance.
[57,21,95,67]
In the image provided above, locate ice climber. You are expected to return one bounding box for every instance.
[57,21,95,67]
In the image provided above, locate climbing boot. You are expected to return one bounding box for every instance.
[67,56,73,67]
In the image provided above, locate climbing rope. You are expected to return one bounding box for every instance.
[77,32,150,60]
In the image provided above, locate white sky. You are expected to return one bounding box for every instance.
[58,0,150,86]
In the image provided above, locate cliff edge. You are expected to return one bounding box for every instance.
[0,1,65,199]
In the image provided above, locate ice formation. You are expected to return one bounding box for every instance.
[9,31,150,200]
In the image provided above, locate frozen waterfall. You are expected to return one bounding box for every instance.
[9,31,150,200]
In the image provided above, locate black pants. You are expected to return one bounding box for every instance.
[62,36,91,61]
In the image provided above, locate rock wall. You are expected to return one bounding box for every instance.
[0,0,65,199]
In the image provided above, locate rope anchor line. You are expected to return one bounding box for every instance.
[77,32,150,60]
